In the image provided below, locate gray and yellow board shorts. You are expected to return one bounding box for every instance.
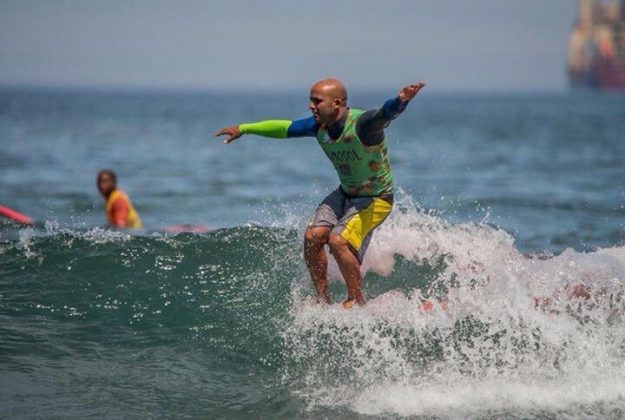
[309,187,393,261]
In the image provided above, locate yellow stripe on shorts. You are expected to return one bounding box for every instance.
[340,198,393,251]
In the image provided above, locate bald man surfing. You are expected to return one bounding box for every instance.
[216,79,425,308]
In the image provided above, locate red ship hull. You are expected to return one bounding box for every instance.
[570,59,625,90]
[594,58,625,89]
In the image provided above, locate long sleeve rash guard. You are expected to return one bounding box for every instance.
[238,96,409,145]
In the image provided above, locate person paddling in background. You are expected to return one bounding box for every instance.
[215,78,425,308]
[97,169,143,230]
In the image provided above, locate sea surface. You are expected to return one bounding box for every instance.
[1,88,625,418]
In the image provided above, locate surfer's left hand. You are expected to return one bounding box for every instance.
[398,82,426,102]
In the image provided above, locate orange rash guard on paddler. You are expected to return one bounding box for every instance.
[105,189,143,230]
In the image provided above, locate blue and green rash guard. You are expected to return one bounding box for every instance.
[238,96,410,197]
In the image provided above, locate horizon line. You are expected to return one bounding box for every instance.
[0,82,572,96]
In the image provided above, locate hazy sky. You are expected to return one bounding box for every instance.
[0,0,579,92]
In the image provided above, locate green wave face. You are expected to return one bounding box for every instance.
[2,224,625,418]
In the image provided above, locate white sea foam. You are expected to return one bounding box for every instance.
[284,192,625,417]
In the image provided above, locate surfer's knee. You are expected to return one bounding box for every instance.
[327,233,349,254]
[304,226,329,250]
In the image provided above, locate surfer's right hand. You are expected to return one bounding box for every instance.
[215,126,242,144]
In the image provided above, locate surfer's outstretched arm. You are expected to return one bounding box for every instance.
[356,82,426,146]
[215,117,318,144]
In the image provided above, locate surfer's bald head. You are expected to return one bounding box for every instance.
[309,78,348,126]
[310,78,347,105]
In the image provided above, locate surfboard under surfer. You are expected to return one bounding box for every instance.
[215,78,425,308]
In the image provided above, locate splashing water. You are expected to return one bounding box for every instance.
[2,192,625,418]
[282,193,625,417]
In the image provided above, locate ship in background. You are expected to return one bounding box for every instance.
[568,0,625,90]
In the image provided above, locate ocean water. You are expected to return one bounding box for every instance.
[1,88,625,418]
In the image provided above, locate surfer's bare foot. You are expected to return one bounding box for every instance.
[341,297,365,309]
[341,299,356,309]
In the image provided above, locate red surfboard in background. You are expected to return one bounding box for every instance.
[0,205,34,225]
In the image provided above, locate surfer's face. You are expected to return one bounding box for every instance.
[97,173,115,197]
[309,85,344,127]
